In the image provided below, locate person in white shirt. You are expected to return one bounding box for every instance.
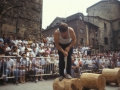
[19,53,32,83]
[24,48,30,57]
[31,40,39,48]
[4,58,13,84]
[19,43,25,54]
[30,47,37,57]
[4,57,19,84]
[22,39,28,45]
[39,56,47,74]
[3,43,11,55]
[11,46,19,56]
[39,46,45,56]
[46,36,51,45]
[117,57,120,67]
[0,57,7,85]
[31,58,44,81]
[12,36,18,46]
[40,40,44,47]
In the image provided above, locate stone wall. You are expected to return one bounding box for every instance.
[85,0,120,51]
[87,0,120,20]
[0,0,43,39]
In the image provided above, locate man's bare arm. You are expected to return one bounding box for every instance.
[68,28,76,48]
[54,30,64,53]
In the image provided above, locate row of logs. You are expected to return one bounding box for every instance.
[53,68,120,90]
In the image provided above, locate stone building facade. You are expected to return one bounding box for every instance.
[86,0,120,51]
[0,0,43,39]
[42,13,99,51]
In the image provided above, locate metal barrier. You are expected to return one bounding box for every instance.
[0,56,59,83]
[0,56,115,83]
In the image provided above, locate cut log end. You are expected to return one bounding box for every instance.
[102,68,120,84]
[53,78,82,90]
[80,73,106,90]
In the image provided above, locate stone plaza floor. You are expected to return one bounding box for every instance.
[0,79,120,90]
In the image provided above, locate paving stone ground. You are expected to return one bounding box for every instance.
[0,79,120,90]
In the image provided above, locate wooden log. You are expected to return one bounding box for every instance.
[102,68,120,84]
[80,73,106,90]
[53,78,82,90]
[115,68,120,70]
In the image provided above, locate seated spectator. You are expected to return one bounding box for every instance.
[31,58,44,81]
[3,34,10,45]
[39,46,45,56]
[27,45,32,52]
[16,56,25,84]
[71,58,80,78]
[24,48,30,57]
[39,55,47,74]
[104,56,110,68]
[19,43,25,54]
[45,52,55,74]
[4,57,19,84]
[78,58,82,66]
[42,35,47,46]
[11,36,18,46]
[19,53,31,83]
[0,38,5,55]
[0,57,7,85]
[3,43,11,56]
[4,57,13,84]
[27,37,33,45]
[92,57,99,73]
[87,56,93,70]
[117,57,120,68]
[22,39,28,45]
[11,46,19,56]
[45,46,51,55]
[30,47,37,57]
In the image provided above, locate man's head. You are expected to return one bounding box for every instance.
[22,53,26,58]
[59,22,68,32]
[59,22,68,37]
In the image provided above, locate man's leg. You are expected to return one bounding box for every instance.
[3,62,7,76]
[58,51,65,81]
[5,69,11,82]
[66,47,73,79]
[14,70,18,84]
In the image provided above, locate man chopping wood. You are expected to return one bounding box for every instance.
[54,22,76,81]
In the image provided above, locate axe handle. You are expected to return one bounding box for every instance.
[64,57,67,70]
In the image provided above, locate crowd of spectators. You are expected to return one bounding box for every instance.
[0,34,120,85]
